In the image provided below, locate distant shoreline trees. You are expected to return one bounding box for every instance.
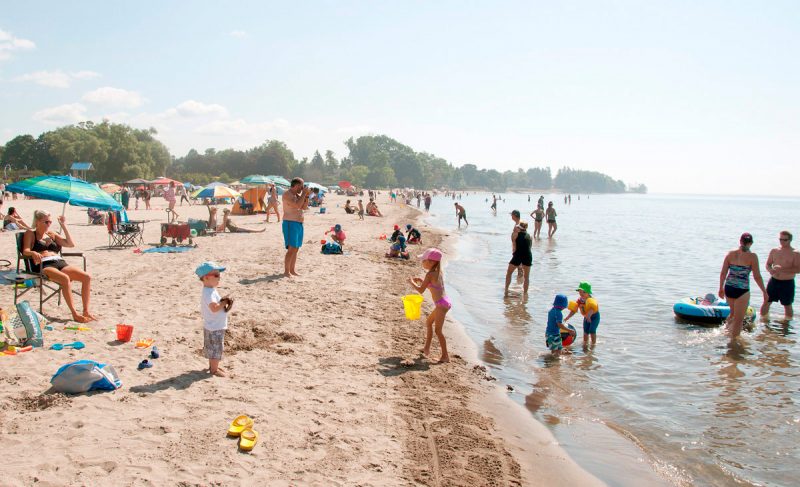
[1,123,645,193]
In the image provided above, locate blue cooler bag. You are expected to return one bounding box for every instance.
[51,360,122,394]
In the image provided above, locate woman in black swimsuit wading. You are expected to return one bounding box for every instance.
[719,232,768,338]
[22,210,95,323]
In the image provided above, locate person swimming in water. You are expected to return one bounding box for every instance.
[719,232,768,339]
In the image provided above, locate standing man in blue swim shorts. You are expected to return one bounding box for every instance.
[282,177,310,277]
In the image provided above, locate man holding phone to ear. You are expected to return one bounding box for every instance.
[282,177,310,277]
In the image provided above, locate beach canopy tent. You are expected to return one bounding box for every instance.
[125,178,149,186]
[338,180,353,189]
[7,175,123,213]
[150,177,181,187]
[232,187,268,215]
[70,162,94,181]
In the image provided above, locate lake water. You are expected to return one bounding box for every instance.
[423,193,799,487]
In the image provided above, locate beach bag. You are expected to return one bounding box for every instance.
[50,360,122,394]
[321,242,343,255]
[2,302,47,347]
[16,301,44,348]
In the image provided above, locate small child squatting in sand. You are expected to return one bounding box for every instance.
[325,224,346,246]
[196,261,234,377]
[408,248,450,363]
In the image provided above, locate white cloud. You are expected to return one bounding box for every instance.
[164,100,229,118]
[13,70,101,88]
[71,70,101,80]
[229,30,247,39]
[82,87,146,108]
[32,103,87,124]
[0,28,36,61]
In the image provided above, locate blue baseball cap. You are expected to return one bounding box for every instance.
[334,224,342,232]
[195,261,226,278]
[553,294,568,309]
[406,224,412,229]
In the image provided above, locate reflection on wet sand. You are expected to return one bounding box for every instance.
[482,339,504,366]
[502,294,532,333]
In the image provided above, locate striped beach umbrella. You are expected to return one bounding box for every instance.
[191,185,241,199]
[7,175,123,213]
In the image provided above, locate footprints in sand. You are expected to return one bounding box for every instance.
[223,319,304,355]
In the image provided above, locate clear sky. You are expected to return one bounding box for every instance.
[1,1,798,194]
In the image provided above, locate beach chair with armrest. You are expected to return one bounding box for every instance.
[14,232,87,313]
[107,210,144,247]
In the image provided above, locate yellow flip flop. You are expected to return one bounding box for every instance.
[227,415,253,437]
[238,428,258,452]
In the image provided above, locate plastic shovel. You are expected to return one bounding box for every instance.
[50,341,86,351]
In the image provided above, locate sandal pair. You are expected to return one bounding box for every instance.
[227,415,259,452]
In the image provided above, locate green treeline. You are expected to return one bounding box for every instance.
[0,123,645,193]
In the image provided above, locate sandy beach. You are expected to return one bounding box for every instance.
[0,193,600,486]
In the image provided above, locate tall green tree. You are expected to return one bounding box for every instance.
[1,134,37,169]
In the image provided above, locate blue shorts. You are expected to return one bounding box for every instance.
[546,333,563,351]
[583,312,600,334]
[282,220,304,249]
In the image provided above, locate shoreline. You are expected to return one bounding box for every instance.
[413,205,605,486]
[0,194,598,485]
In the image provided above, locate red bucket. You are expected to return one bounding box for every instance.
[116,324,134,342]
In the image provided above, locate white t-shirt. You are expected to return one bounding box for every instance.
[201,287,227,331]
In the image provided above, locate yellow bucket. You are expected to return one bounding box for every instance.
[402,295,425,320]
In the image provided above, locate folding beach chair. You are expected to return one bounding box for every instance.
[107,210,144,247]
[13,232,87,314]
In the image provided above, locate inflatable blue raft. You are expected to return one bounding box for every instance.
[674,296,755,325]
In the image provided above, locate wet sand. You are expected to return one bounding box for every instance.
[0,194,600,486]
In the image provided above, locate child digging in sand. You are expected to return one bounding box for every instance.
[196,261,234,377]
[408,248,450,363]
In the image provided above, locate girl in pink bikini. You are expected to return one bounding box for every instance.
[408,248,451,363]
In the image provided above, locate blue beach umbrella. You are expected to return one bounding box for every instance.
[267,175,291,186]
[242,175,271,185]
[7,174,123,213]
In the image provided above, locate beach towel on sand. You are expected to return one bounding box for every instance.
[51,360,122,394]
[142,246,194,254]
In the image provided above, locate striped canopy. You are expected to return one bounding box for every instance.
[7,175,123,211]
[191,185,241,199]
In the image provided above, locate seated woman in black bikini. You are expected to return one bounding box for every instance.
[22,210,95,323]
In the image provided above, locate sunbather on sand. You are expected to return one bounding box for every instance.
[220,209,266,233]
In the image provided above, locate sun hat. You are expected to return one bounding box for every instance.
[576,281,592,295]
[553,294,568,309]
[393,224,400,230]
[195,261,226,278]
[419,248,443,262]
[740,232,753,244]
